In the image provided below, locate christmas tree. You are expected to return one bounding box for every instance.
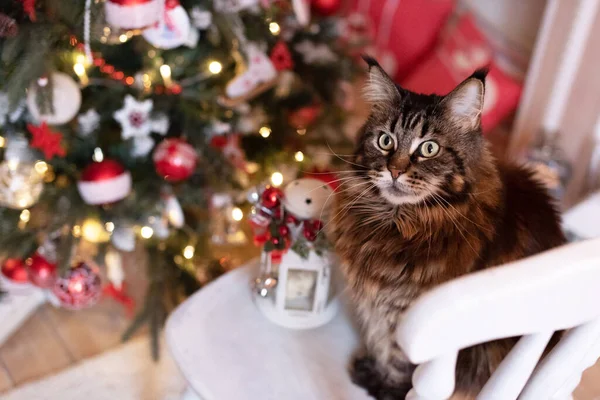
[0,0,360,357]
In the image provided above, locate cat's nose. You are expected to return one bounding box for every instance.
[388,168,404,180]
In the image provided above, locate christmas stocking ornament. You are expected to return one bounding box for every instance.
[223,43,277,106]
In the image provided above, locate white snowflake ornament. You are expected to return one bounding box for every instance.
[294,40,338,65]
[151,114,170,135]
[131,137,155,157]
[114,95,153,139]
[191,7,212,29]
[78,109,100,136]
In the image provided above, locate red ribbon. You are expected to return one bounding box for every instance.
[103,283,135,317]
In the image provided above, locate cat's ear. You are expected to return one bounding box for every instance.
[441,68,487,131]
[362,55,402,106]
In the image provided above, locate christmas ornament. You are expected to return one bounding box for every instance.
[77,159,132,205]
[153,138,198,181]
[53,262,102,310]
[19,0,36,21]
[130,136,155,158]
[104,0,161,30]
[292,0,310,26]
[1,259,29,284]
[191,7,212,30]
[111,225,136,252]
[311,0,341,16]
[104,249,135,316]
[113,95,153,139]
[261,186,284,209]
[0,136,44,209]
[163,192,184,228]
[26,253,57,288]
[0,14,18,37]
[77,109,100,136]
[27,122,66,159]
[288,104,321,129]
[213,0,258,13]
[224,43,277,104]
[302,219,323,241]
[283,178,333,220]
[270,42,294,71]
[26,73,81,125]
[294,40,338,65]
[143,0,191,50]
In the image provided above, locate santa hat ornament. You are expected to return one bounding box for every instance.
[105,0,161,30]
[77,159,132,205]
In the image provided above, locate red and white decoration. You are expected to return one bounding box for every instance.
[143,0,191,50]
[77,159,132,205]
[53,262,102,310]
[225,43,277,100]
[103,248,135,316]
[26,72,81,125]
[104,0,161,30]
[113,95,154,140]
[153,138,198,181]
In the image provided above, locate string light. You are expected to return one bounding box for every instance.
[0,136,5,148]
[82,218,110,243]
[93,147,104,162]
[140,226,154,239]
[271,172,284,187]
[72,225,82,237]
[34,161,48,175]
[105,222,115,233]
[297,128,307,136]
[294,151,304,162]
[183,245,195,260]
[19,209,30,223]
[73,62,89,85]
[259,126,271,138]
[269,22,281,35]
[159,64,173,88]
[208,61,222,74]
[231,207,244,221]
[118,34,128,43]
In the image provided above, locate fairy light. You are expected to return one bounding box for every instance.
[294,151,304,162]
[105,222,115,233]
[271,172,284,187]
[119,34,128,43]
[0,136,5,148]
[231,207,244,222]
[7,159,18,171]
[92,147,104,162]
[72,225,82,237]
[82,218,109,243]
[259,126,271,138]
[159,64,173,88]
[183,245,195,260]
[140,226,154,239]
[297,128,307,136]
[19,209,30,223]
[73,62,89,85]
[34,161,48,175]
[208,61,223,74]
[269,22,281,35]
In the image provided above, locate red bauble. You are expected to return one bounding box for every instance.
[26,253,57,288]
[278,225,290,236]
[288,104,322,128]
[303,219,323,241]
[1,258,28,283]
[311,0,341,16]
[261,186,283,209]
[77,159,132,205]
[53,262,102,310]
[153,138,198,182]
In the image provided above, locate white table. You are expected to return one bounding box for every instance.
[166,262,371,400]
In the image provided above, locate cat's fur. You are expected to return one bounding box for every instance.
[328,57,565,399]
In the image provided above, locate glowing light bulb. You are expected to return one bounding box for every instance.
[19,209,30,223]
[297,128,307,136]
[82,218,110,243]
[119,34,128,43]
[140,226,154,239]
[269,22,281,35]
[34,161,48,175]
[93,147,104,162]
[105,222,115,233]
[271,172,284,187]
[259,126,271,138]
[75,54,87,65]
[208,61,222,74]
[72,225,82,237]
[73,62,89,85]
[0,136,5,148]
[294,151,304,162]
[159,64,173,87]
[183,245,195,260]
[231,207,244,221]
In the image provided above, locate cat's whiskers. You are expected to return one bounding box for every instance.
[326,142,368,169]
[430,193,479,257]
[318,179,371,225]
[322,182,375,234]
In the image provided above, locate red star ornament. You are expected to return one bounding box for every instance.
[270,41,294,71]
[27,122,66,159]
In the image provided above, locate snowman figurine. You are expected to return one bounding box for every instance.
[283,178,333,221]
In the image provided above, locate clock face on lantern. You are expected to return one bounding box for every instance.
[284,269,318,311]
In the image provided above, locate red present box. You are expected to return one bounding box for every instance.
[402,15,522,132]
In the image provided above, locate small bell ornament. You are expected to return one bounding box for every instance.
[105,0,161,30]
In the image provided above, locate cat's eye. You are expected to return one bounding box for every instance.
[378,133,394,151]
[418,141,440,158]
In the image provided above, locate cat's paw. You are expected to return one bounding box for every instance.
[350,355,383,398]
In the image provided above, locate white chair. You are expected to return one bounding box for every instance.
[166,238,600,400]
[398,237,600,400]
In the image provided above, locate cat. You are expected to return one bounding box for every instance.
[328,56,566,399]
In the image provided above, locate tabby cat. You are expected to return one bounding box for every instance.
[328,57,565,399]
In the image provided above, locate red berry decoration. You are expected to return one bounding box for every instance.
[270,41,294,71]
[1,258,29,283]
[271,236,281,246]
[153,138,198,182]
[77,159,132,205]
[278,224,290,236]
[53,262,102,310]
[311,0,341,16]
[285,214,300,225]
[261,186,283,209]
[303,219,323,242]
[26,253,57,288]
